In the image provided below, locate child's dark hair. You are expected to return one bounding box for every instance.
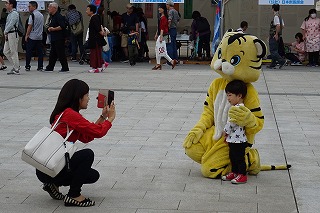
[129,26,136,31]
[295,32,303,43]
[225,80,247,98]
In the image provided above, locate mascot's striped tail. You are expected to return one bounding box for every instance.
[260,164,291,171]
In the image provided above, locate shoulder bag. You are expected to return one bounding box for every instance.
[21,112,78,177]
[70,12,84,35]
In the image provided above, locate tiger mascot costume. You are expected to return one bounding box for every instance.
[183,31,290,179]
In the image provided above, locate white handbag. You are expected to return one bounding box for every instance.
[21,113,77,177]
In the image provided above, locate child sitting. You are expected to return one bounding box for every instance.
[285,32,305,66]
[222,80,248,184]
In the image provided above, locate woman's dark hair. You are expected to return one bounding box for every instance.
[225,80,247,98]
[87,4,97,14]
[305,8,317,21]
[68,4,76,10]
[192,11,201,19]
[295,32,303,43]
[158,3,168,19]
[50,79,89,124]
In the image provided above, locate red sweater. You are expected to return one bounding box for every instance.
[53,108,112,143]
[160,15,169,35]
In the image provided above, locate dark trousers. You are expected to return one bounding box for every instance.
[70,32,84,59]
[308,51,319,65]
[46,39,69,71]
[198,33,211,58]
[285,53,300,63]
[229,143,247,175]
[167,28,178,60]
[138,32,149,58]
[269,37,285,67]
[128,44,138,64]
[36,149,100,198]
[25,38,43,69]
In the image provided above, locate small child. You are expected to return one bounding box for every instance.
[285,32,305,66]
[128,26,140,66]
[221,80,248,184]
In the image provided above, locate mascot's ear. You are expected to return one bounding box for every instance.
[254,39,267,58]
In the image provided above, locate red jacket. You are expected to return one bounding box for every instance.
[160,15,169,35]
[53,108,112,143]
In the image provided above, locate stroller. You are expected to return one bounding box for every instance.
[79,41,90,65]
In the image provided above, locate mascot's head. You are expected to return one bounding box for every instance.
[211,32,267,83]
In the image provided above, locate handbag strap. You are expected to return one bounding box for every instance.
[52,112,64,130]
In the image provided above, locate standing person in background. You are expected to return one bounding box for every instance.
[128,25,139,66]
[0,8,8,31]
[301,9,320,67]
[267,4,286,69]
[3,0,20,75]
[191,11,211,61]
[152,3,176,70]
[44,2,69,72]
[236,21,248,33]
[25,1,44,72]
[137,8,149,61]
[120,3,139,62]
[86,4,107,73]
[166,0,180,63]
[66,4,84,62]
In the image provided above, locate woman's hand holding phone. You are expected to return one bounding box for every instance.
[102,101,116,123]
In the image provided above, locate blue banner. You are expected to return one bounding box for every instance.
[212,0,221,55]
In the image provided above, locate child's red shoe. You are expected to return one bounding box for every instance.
[222,172,237,181]
[231,174,247,184]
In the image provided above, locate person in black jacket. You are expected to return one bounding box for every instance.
[44,2,69,72]
[86,4,107,73]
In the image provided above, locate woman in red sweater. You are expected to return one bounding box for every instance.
[36,79,116,207]
[152,3,177,70]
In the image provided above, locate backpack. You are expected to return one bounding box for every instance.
[15,11,24,37]
[196,17,210,33]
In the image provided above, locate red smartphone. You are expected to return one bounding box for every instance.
[97,89,114,108]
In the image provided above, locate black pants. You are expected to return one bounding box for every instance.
[229,143,247,175]
[36,149,99,197]
[285,53,300,63]
[46,39,69,71]
[308,51,319,65]
[70,32,84,59]
[198,33,211,58]
[25,38,43,69]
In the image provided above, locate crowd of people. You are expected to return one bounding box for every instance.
[0,0,216,75]
[266,4,320,68]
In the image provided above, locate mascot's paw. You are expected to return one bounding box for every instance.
[229,105,256,128]
[183,132,201,148]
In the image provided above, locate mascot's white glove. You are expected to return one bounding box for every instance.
[183,123,206,148]
[229,105,256,128]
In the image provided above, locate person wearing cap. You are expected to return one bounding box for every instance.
[120,3,139,62]
[166,0,180,62]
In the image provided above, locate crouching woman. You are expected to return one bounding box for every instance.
[36,79,116,207]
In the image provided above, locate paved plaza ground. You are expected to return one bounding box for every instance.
[0,60,319,213]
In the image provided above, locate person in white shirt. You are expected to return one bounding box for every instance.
[221,80,248,184]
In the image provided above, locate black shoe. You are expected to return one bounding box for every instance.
[37,67,43,71]
[43,68,54,72]
[279,60,287,69]
[25,66,30,71]
[266,65,276,69]
[59,69,69,73]
[43,183,65,200]
[0,65,7,70]
[64,195,95,207]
